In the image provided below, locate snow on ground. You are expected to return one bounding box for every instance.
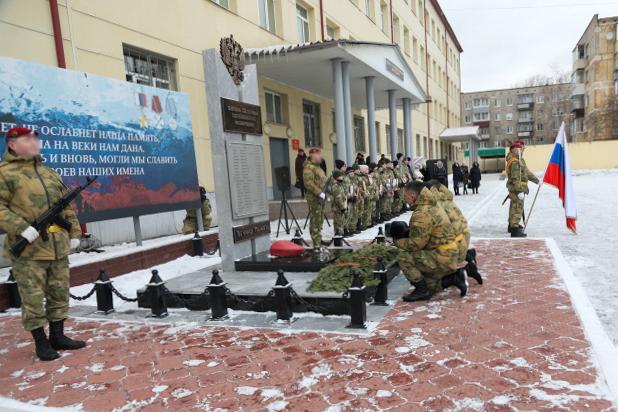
[460,170,618,346]
[68,254,220,311]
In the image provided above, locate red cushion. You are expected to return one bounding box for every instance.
[270,240,304,257]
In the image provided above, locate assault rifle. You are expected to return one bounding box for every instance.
[10,176,98,257]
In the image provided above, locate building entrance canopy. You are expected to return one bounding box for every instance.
[439,126,481,164]
[245,40,427,164]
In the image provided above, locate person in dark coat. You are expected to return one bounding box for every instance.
[319,158,327,174]
[461,165,470,195]
[469,161,481,194]
[452,162,463,196]
[295,149,307,198]
[355,152,365,165]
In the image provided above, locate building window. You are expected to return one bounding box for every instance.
[123,46,177,90]
[537,95,545,103]
[265,91,283,124]
[536,123,544,131]
[473,98,489,108]
[464,101,471,110]
[303,100,321,147]
[419,46,425,70]
[506,112,513,120]
[473,112,489,121]
[495,113,501,121]
[353,116,366,152]
[211,0,229,8]
[464,115,471,123]
[326,21,339,39]
[494,99,501,107]
[403,26,411,55]
[506,97,513,106]
[494,140,502,148]
[258,0,276,33]
[296,4,310,43]
[364,0,375,20]
[506,126,513,134]
[379,1,388,32]
[412,37,419,63]
[519,94,534,104]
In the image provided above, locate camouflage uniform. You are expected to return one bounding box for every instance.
[0,152,81,331]
[345,172,358,233]
[380,167,395,216]
[433,185,469,262]
[395,187,458,293]
[392,166,404,213]
[329,173,348,236]
[355,169,366,229]
[181,197,212,234]
[303,159,327,246]
[505,152,539,228]
[363,173,376,227]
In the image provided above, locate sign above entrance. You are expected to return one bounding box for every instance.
[221,98,263,135]
[385,58,404,81]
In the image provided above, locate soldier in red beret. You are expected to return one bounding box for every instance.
[0,127,85,361]
[505,139,539,237]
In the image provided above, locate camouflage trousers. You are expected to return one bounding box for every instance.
[11,256,70,331]
[356,197,365,227]
[508,192,524,228]
[362,200,374,227]
[181,205,212,234]
[332,208,345,236]
[380,193,393,215]
[393,190,403,213]
[346,200,358,231]
[307,196,325,246]
[398,248,458,293]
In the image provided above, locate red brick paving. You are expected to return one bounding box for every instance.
[0,239,615,411]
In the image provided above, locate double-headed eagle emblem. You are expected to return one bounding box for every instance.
[220,35,245,86]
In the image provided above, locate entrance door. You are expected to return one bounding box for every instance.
[269,137,290,200]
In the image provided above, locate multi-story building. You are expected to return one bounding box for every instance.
[461,83,572,154]
[571,14,618,142]
[1,0,462,194]
[0,0,463,242]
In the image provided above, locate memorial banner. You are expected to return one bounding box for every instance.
[0,57,200,222]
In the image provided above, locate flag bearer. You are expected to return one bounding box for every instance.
[0,127,85,361]
[303,148,327,248]
[505,140,539,238]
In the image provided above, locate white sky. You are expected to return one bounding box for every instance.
[439,0,618,92]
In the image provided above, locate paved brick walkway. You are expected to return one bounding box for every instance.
[0,239,614,411]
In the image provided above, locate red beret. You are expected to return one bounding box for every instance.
[510,141,523,149]
[6,127,38,139]
[308,147,321,154]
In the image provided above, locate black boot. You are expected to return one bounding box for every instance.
[49,320,86,351]
[31,328,60,361]
[402,279,433,302]
[507,224,523,234]
[510,228,527,238]
[441,269,468,297]
[465,249,483,285]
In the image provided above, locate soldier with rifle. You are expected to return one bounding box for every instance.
[505,140,539,237]
[0,127,90,361]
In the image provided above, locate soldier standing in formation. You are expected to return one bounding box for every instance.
[329,170,347,237]
[0,127,86,361]
[344,166,358,236]
[379,159,395,220]
[302,148,327,248]
[181,186,212,234]
[394,181,467,302]
[505,140,539,238]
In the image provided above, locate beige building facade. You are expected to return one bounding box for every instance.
[571,14,618,142]
[0,0,463,199]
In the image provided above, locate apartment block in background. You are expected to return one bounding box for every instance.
[572,14,618,142]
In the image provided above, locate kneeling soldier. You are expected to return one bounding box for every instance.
[0,127,85,361]
[182,186,212,234]
[394,181,466,302]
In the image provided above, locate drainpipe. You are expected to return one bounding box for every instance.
[319,0,325,41]
[389,0,394,44]
[422,0,431,158]
[49,0,66,69]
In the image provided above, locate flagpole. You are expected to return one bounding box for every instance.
[523,181,543,232]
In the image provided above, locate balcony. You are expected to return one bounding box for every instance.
[571,83,585,97]
[517,102,534,110]
[517,131,534,138]
[473,120,490,128]
[572,95,584,115]
[574,58,587,71]
[517,117,534,123]
[480,133,490,140]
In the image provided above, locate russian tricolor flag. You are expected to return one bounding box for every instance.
[543,122,577,233]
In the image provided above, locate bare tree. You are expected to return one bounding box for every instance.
[513,64,572,87]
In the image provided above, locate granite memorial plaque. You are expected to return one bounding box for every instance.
[232,221,271,243]
[226,141,268,219]
[221,98,263,135]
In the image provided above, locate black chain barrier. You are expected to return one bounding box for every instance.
[69,285,96,301]
[110,283,139,303]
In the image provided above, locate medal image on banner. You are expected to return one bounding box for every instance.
[168,117,178,130]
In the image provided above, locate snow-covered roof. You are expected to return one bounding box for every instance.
[439,126,481,142]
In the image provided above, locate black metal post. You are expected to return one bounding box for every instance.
[94,269,114,314]
[6,270,21,308]
[208,270,229,320]
[372,257,389,306]
[375,227,386,244]
[291,229,303,246]
[146,269,168,318]
[192,231,204,257]
[273,269,294,322]
[346,269,367,329]
[333,236,343,247]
